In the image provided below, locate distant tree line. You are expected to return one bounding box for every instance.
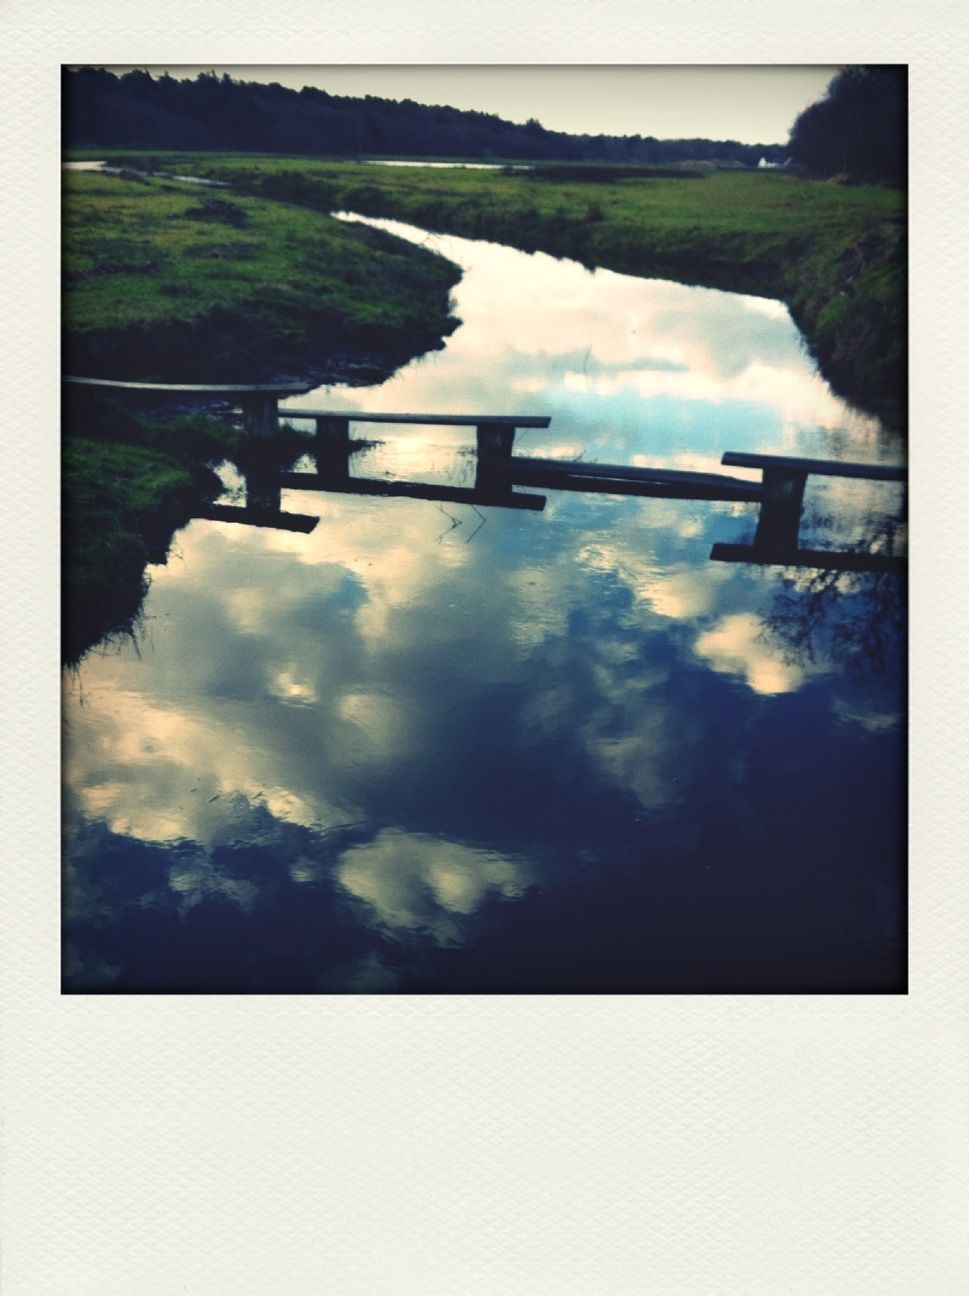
[63,68,787,166]
[787,66,907,186]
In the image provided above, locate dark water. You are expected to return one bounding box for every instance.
[63,217,906,993]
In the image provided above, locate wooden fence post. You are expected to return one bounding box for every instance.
[314,416,351,483]
[243,463,282,516]
[475,423,515,497]
[240,392,280,439]
[754,467,807,553]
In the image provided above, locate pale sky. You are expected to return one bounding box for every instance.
[102,66,840,145]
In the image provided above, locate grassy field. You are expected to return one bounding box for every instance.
[63,169,461,382]
[96,154,906,424]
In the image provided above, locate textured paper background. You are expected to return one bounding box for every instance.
[2,4,968,1292]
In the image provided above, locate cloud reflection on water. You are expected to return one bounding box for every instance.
[62,214,905,991]
[694,613,808,696]
[313,216,884,462]
[335,829,533,946]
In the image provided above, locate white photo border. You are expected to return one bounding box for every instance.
[2,5,968,1292]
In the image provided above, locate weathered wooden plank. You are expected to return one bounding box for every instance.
[278,472,546,511]
[279,408,551,428]
[508,463,760,503]
[195,503,319,533]
[510,456,762,494]
[710,542,906,575]
[722,451,906,482]
[64,376,310,394]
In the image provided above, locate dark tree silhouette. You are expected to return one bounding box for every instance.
[63,68,788,166]
[787,66,907,186]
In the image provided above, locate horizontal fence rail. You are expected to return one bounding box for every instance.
[278,408,552,428]
[195,503,320,533]
[721,451,906,482]
[710,543,905,576]
[63,377,906,574]
[279,472,546,511]
[64,376,310,395]
[508,456,761,502]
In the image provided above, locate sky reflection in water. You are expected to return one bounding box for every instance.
[63,217,905,992]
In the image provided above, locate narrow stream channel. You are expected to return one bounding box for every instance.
[63,214,906,992]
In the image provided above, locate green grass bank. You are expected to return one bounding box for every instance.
[63,169,461,384]
[64,401,223,662]
[62,397,314,662]
[62,168,466,660]
[102,154,906,426]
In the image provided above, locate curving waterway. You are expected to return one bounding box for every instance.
[63,214,906,992]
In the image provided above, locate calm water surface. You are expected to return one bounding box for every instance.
[63,216,906,992]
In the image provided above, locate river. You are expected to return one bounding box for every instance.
[62,214,906,992]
